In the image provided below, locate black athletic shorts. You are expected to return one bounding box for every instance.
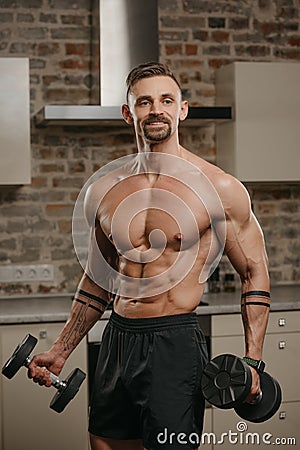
[89,310,208,450]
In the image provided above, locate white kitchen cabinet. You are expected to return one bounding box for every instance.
[0,323,89,450]
[209,310,300,449]
[0,58,31,184]
[215,62,300,182]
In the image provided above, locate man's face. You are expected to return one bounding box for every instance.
[126,76,187,143]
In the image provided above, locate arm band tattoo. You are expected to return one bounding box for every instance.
[241,290,270,299]
[241,301,270,308]
[77,289,108,308]
[241,290,270,308]
[74,297,103,314]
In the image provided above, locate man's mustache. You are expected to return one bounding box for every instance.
[143,115,171,126]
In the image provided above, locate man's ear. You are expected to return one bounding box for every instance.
[122,104,134,125]
[179,100,189,122]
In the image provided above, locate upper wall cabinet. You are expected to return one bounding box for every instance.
[215,62,300,182]
[0,58,31,185]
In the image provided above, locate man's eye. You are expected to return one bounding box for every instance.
[164,98,173,105]
[138,100,150,106]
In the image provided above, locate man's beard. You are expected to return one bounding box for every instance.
[142,115,172,142]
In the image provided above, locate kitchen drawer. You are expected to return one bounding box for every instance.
[267,311,300,334]
[211,314,243,337]
[263,332,300,402]
[212,310,300,338]
[211,335,244,358]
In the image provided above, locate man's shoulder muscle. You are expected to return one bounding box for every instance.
[185,150,252,223]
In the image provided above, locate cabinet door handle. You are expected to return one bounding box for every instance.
[39,330,47,339]
[278,318,286,327]
[278,341,286,349]
[279,411,286,420]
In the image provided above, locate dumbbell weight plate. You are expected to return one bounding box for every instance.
[235,372,282,423]
[201,354,252,409]
[2,334,37,379]
[50,368,86,413]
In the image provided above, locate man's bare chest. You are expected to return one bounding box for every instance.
[97,175,211,253]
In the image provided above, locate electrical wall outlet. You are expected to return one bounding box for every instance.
[37,264,54,281]
[25,265,39,281]
[0,264,54,282]
[12,266,27,282]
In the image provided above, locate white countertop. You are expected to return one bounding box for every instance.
[0,285,299,325]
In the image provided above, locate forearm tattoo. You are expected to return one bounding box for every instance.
[60,290,108,353]
[241,290,270,308]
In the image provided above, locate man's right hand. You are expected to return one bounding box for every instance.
[28,351,66,387]
[245,366,262,404]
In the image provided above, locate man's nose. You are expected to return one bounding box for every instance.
[150,100,162,115]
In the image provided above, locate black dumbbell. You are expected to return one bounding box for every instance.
[2,334,86,413]
[201,354,282,423]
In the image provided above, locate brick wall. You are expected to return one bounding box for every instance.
[0,0,299,295]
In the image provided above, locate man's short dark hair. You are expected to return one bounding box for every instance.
[126,62,182,102]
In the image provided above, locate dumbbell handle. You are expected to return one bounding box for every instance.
[24,356,66,391]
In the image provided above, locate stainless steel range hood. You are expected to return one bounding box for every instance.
[35,0,231,127]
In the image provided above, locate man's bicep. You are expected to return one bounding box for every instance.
[225,213,269,285]
[85,222,118,296]
[84,184,99,227]
[95,223,119,270]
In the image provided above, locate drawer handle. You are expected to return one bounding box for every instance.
[279,411,286,420]
[39,330,47,339]
[278,341,286,349]
[278,318,286,327]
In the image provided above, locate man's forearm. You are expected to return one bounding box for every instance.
[50,273,110,360]
[241,287,270,360]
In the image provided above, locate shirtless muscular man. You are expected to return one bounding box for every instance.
[29,62,270,450]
